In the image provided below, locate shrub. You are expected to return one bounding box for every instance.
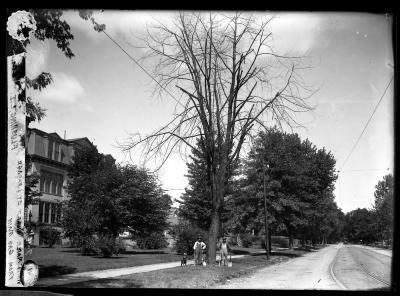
[136,232,168,250]
[172,222,208,255]
[95,233,125,257]
[239,233,253,248]
[229,235,238,246]
[40,227,61,248]
[80,235,97,256]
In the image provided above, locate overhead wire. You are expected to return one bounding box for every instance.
[339,76,394,171]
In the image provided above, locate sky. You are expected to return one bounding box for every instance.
[27,10,394,213]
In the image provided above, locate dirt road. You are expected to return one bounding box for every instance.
[332,244,391,290]
[215,243,392,290]
[215,244,343,289]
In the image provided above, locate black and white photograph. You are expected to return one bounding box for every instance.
[4,9,395,291]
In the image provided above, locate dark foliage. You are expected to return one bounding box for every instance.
[136,232,168,250]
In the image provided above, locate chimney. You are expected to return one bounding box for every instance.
[64,130,66,139]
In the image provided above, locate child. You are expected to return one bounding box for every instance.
[218,237,231,266]
[193,235,206,265]
[181,252,187,267]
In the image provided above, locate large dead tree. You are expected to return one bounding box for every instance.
[122,12,314,262]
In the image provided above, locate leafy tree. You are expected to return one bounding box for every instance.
[116,165,172,238]
[343,208,377,244]
[62,145,172,253]
[177,141,236,232]
[62,145,121,246]
[7,9,75,58]
[373,174,394,243]
[228,128,339,248]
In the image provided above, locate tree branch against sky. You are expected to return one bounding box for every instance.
[121,12,316,262]
[122,13,316,169]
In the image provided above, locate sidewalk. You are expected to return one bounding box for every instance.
[36,254,252,287]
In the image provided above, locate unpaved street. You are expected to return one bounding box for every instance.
[215,243,392,290]
[215,244,342,289]
[332,244,391,290]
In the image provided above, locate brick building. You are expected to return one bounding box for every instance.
[26,128,93,246]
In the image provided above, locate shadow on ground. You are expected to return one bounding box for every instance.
[55,278,143,288]
[60,248,81,253]
[122,250,167,255]
[39,265,77,278]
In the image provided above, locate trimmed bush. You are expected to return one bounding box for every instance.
[95,234,125,257]
[136,232,168,250]
[40,227,61,248]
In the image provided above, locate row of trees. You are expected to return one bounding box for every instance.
[178,128,344,249]
[343,174,394,245]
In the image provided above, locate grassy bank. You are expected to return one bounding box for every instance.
[26,246,182,278]
[55,250,309,288]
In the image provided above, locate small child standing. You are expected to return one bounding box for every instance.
[218,237,231,266]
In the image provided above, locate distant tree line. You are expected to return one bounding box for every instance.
[342,174,393,246]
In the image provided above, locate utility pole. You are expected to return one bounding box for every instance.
[263,160,270,260]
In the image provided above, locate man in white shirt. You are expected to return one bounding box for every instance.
[193,235,206,265]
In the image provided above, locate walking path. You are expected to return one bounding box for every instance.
[37,254,251,287]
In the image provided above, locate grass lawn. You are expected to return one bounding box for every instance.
[26,246,182,278]
[55,250,309,288]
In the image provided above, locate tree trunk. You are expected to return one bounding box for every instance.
[268,231,272,255]
[207,159,225,264]
[208,211,220,264]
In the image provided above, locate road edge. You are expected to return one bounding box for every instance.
[328,244,347,290]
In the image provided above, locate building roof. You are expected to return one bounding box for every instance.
[29,127,94,148]
[67,137,94,148]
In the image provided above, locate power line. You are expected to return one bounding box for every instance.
[101,30,185,108]
[340,76,394,171]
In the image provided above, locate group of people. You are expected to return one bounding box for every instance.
[193,235,232,266]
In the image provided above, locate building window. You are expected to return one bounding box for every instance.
[57,175,62,195]
[40,175,45,192]
[44,202,50,223]
[38,201,43,223]
[48,139,53,160]
[60,149,65,163]
[40,170,63,196]
[51,203,56,224]
[51,175,57,195]
[56,204,62,222]
[44,173,50,193]
[54,142,60,161]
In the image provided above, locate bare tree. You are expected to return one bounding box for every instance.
[122,12,315,262]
